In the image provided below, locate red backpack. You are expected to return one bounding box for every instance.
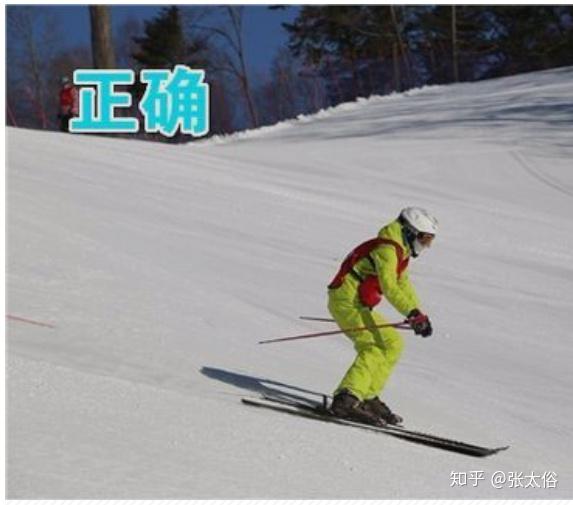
[328,237,409,308]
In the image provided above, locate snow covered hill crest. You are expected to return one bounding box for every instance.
[7,66,573,498]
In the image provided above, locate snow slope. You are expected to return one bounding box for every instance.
[7,66,573,498]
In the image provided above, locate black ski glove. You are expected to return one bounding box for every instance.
[407,309,432,337]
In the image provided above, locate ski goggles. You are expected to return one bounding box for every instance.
[417,232,435,247]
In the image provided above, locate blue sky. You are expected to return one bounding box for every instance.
[40,5,299,76]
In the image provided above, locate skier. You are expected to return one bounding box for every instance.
[328,207,438,426]
[57,76,79,132]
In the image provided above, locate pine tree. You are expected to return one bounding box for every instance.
[284,6,405,102]
[407,6,497,83]
[487,6,573,76]
[132,6,205,69]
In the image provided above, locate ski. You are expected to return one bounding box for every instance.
[242,395,509,458]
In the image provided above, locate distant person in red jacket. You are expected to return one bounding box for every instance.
[58,76,79,132]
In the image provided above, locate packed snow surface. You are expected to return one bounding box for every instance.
[7,67,573,498]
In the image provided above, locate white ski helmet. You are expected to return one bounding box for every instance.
[398,207,438,257]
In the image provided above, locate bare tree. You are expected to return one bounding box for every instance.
[254,48,329,126]
[389,6,413,89]
[209,79,234,134]
[451,6,460,82]
[7,6,63,129]
[6,99,19,127]
[271,49,298,119]
[298,65,327,113]
[89,6,116,69]
[188,6,259,128]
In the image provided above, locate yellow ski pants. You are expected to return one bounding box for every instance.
[328,288,404,401]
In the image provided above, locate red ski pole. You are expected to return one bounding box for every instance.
[6,314,55,329]
[259,320,411,344]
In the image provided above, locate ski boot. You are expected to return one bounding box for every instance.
[363,397,404,425]
[331,390,387,427]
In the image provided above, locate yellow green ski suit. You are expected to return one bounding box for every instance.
[328,219,420,401]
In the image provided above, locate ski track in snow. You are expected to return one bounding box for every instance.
[7,67,573,498]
